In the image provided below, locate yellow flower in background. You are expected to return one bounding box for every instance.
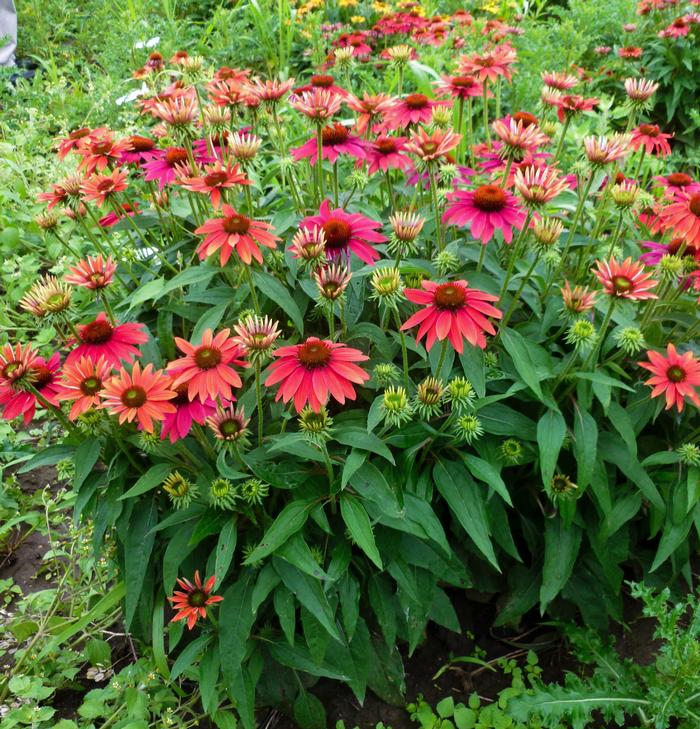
[339,0,358,7]
[373,1,392,14]
[350,14,366,23]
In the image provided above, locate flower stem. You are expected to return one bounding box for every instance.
[255,361,264,448]
[428,164,444,250]
[554,116,571,162]
[436,339,449,379]
[315,123,325,204]
[393,308,410,390]
[499,210,532,300]
[499,250,539,331]
[482,83,491,149]
[584,297,616,370]
[243,265,260,313]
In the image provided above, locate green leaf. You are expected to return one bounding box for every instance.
[274,586,296,645]
[334,427,395,464]
[219,574,257,687]
[341,449,366,489]
[573,408,598,490]
[74,438,102,491]
[253,270,305,334]
[462,454,512,506]
[192,302,228,343]
[200,644,220,715]
[214,518,237,589]
[119,463,172,500]
[433,460,499,570]
[540,518,581,612]
[340,494,383,568]
[293,690,327,729]
[269,641,350,680]
[501,328,551,401]
[161,265,218,296]
[18,445,76,473]
[171,634,212,681]
[128,278,164,309]
[537,410,567,487]
[124,500,158,628]
[607,401,637,457]
[243,499,314,564]
[278,533,330,580]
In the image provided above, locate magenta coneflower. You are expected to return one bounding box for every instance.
[654,173,700,198]
[167,328,247,403]
[178,160,249,208]
[291,123,366,165]
[404,127,461,163]
[141,146,212,189]
[264,337,370,413]
[56,355,113,420]
[443,184,527,244]
[314,263,352,301]
[67,313,148,366]
[658,191,700,250]
[434,74,483,100]
[401,280,502,352]
[98,202,140,228]
[0,353,61,425]
[195,205,280,266]
[630,124,672,157]
[119,135,157,165]
[364,136,413,175]
[301,200,386,264]
[160,383,218,443]
[384,93,441,130]
[65,255,117,290]
[659,18,690,38]
[592,257,658,300]
[232,315,281,360]
[640,237,699,266]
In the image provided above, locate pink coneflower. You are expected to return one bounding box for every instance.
[160,383,218,443]
[384,93,441,130]
[195,205,279,266]
[231,315,281,360]
[541,71,578,90]
[152,95,200,128]
[405,127,461,163]
[638,344,700,412]
[654,173,700,198]
[314,262,352,301]
[364,136,413,175]
[67,313,148,366]
[0,353,61,425]
[434,74,483,100]
[401,280,502,352]
[65,255,117,290]
[624,78,659,104]
[168,571,224,630]
[100,362,176,432]
[492,118,548,160]
[555,94,599,121]
[561,281,596,314]
[229,132,262,163]
[630,124,672,157]
[141,146,211,189]
[56,355,113,420]
[346,93,395,136]
[56,127,92,160]
[584,135,631,166]
[98,202,140,228]
[640,237,699,266]
[390,211,425,243]
[659,17,690,37]
[458,45,517,83]
[0,343,37,388]
[595,46,612,55]
[178,160,249,208]
[245,77,296,104]
[658,191,700,250]
[206,404,250,443]
[290,225,327,267]
[77,129,131,175]
[301,200,386,264]
[443,184,527,244]
[291,89,343,121]
[619,46,643,59]
[291,123,367,165]
[80,169,129,207]
[264,337,369,413]
[592,257,658,300]
[513,165,569,207]
[167,328,247,403]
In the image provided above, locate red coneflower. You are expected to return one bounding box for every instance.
[291,123,367,165]
[195,205,280,266]
[301,200,387,265]
[638,343,700,412]
[167,328,247,403]
[364,136,414,175]
[100,362,176,432]
[76,129,131,175]
[264,337,370,413]
[56,355,113,420]
[0,353,61,425]
[443,184,527,244]
[178,160,249,209]
[56,127,93,160]
[401,279,502,352]
[384,93,441,130]
[630,124,672,157]
[658,191,700,250]
[618,46,643,59]
[67,313,148,366]
[80,169,129,207]
[168,572,223,630]
[160,383,218,443]
[592,257,658,300]
[65,255,117,290]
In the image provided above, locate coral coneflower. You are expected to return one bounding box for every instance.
[541,71,578,90]
[0,353,61,425]
[458,45,517,83]
[554,94,599,121]
[384,93,441,130]
[592,257,659,300]
[179,160,249,208]
[561,280,596,314]
[160,383,218,443]
[67,313,148,366]
[152,95,199,129]
[206,404,250,443]
[168,571,223,630]
[264,337,369,412]
[364,136,413,175]
[404,127,461,163]
[195,205,280,266]
[619,46,643,59]
[434,74,483,100]
[658,191,700,250]
[630,124,672,157]
[56,355,113,419]
[345,92,395,135]
[291,89,343,121]
[291,122,367,165]
[80,169,129,207]
[513,165,569,207]
[443,184,526,244]
[167,328,247,403]
[65,255,117,290]
[77,129,131,175]
[301,200,386,265]
[401,279,502,352]
[100,362,176,432]
[638,343,700,412]
[56,127,92,160]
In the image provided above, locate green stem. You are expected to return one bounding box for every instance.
[554,116,571,162]
[499,210,533,300]
[393,308,410,390]
[436,340,449,379]
[428,164,444,251]
[584,297,616,370]
[244,265,260,313]
[482,83,491,148]
[255,361,264,448]
[476,242,487,273]
[315,123,325,204]
[499,250,539,331]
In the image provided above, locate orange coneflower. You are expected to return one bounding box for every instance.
[168,571,223,630]
[592,257,658,300]
[65,255,117,290]
[638,343,700,413]
[57,355,113,419]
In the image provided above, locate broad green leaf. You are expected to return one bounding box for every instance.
[573,408,598,490]
[124,500,158,628]
[74,438,102,491]
[340,494,382,568]
[243,499,314,564]
[171,634,212,680]
[278,533,330,580]
[293,689,327,729]
[540,518,581,612]
[537,410,566,487]
[192,301,228,343]
[119,463,172,500]
[433,460,499,570]
[341,449,366,488]
[462,454,512,506]
[607,401,637,457]
[253,270,305,334]
[219,574,257,688]
[334,427,395,465]
[214,518,237,589]
[501,328,552,402]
